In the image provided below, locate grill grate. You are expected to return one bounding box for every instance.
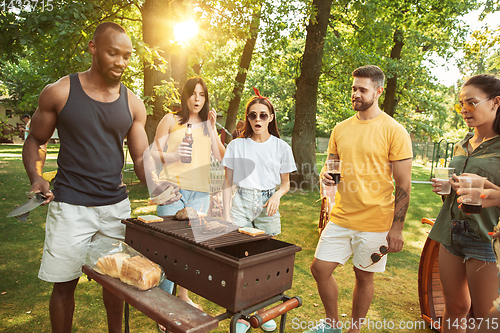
[123,216,301,312]
[125,217,271,249]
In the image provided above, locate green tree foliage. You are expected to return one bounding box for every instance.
[446,3,500,142]
[459,25,500,76]
[291,0,333,190]
[314,0,479,140]
[1,54,44,111]
[0,0,143,113]
[0,0,487,145]
[193,1,302,128]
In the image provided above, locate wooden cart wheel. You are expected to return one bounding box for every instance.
[318,196,330,236]
[418,218,473,332]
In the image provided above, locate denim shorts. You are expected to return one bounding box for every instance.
[157,189,210,216]
[157,189,210,294]
[442,220,496,262]
[230,186,280,236]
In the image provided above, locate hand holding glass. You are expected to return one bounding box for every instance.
[458,176,486,214]
[326,160,342,184]
[434,167,455,195]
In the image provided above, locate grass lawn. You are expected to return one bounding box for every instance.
[0,144,443,332]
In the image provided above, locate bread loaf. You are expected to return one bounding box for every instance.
[175,207,199,220]
[119,255,161,290]
[96,252,130,278]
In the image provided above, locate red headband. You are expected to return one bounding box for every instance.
[253,87,268,100]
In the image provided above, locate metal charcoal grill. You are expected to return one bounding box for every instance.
[123,217,301,313]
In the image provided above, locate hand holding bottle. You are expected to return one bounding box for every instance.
[181,124,193,163]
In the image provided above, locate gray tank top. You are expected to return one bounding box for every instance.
[53,73,133,206]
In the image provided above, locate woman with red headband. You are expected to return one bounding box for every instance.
[222,88,296,332]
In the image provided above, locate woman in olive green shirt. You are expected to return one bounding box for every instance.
[458,190,500,333]
[430,74,500,332]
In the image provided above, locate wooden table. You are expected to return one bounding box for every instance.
[82,265,219,333]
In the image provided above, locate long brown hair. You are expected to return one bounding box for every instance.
[463,74,500,134]
[242,96,280,138]
[176,77,210,135]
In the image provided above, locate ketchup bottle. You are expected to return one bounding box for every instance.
[181,124,193,163]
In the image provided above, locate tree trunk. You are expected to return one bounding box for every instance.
[172,51,188,91]
[224,7,261,143]
[170,0,188,91]
[382,29,404,117]
[141,0,172,143]
[291,0,333,191]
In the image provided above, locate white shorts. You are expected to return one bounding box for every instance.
[38,198,131,283]
[314,222,389,273]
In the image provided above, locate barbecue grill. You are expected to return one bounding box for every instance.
[123,216,302,330]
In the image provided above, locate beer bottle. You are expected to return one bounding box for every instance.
[181,124,193,163]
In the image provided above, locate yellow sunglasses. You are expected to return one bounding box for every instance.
[454,98,490,114]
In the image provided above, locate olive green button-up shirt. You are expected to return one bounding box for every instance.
[429,132,500,245]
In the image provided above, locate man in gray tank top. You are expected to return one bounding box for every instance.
[22,22,148,333]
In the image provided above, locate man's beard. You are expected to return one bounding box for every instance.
[352,96,375,111]
[96,57,123,86]
[103,67,123,86]
[105,72,122,86]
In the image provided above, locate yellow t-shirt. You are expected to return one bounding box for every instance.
[160,122,212,192]
[328,112,413,232]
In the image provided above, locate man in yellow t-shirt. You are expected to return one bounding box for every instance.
[305,65,412,333]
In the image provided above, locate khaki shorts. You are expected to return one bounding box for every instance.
[38,198,131,283]
[314,222,389,273]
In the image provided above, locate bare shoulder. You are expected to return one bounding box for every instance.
[154,113,177,140]
[39,75,71,113]
[43,75,70,94]
[126,88,146,123]
[30,75,70,142]
[161,113,177,125]
[160,113,177,129]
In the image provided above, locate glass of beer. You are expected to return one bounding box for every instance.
[326,159,342,184]
[434,167,455,195]
[458,176,486,214]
